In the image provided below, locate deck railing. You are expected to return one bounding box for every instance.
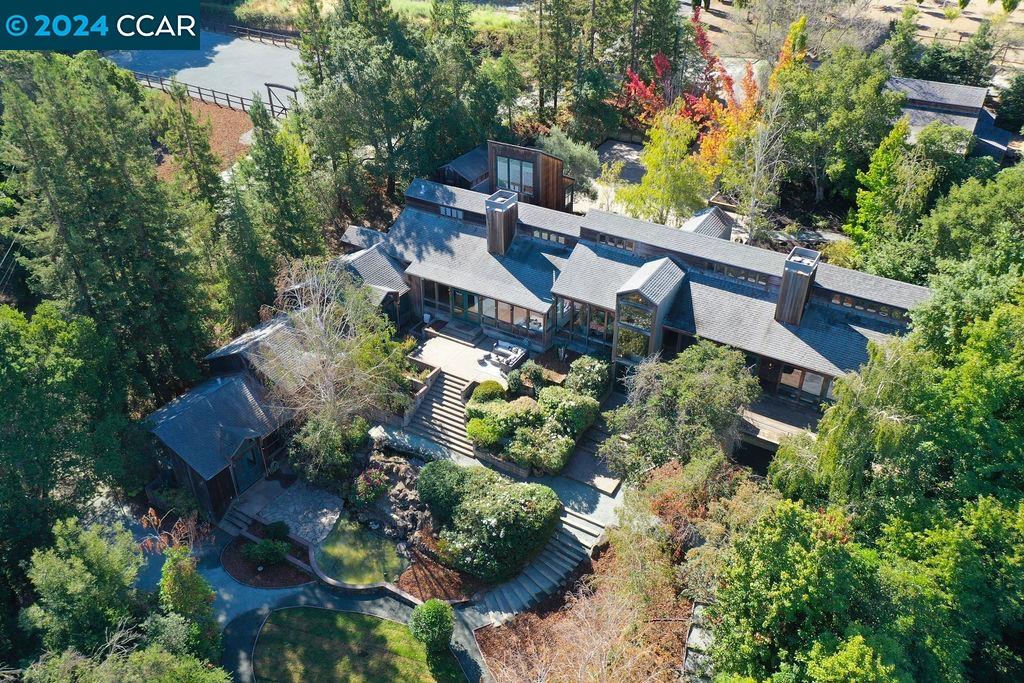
[202,21,298,48]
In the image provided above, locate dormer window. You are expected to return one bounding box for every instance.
[440,206,463,219]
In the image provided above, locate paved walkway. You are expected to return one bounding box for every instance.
[107,30,302,100]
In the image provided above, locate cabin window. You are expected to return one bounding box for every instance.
[496,156,535,197]
[497,301,512,324]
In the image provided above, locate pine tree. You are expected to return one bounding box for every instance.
[240,99,324,259]
[295,0,331,88]
[1,52,207,402]
[160,82,224,211]
[430,0,473,45]
[218,181,276,333]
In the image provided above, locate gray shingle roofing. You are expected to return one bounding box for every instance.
[887,77,987,110]
[206,315,289,362]
[442,145,489,183]
[386,207,568,311]
[550,240,647,310]
[901,106,979,139]
[618,257,684,305]
[147,374,288,480]
[666,271,898,377]
[582,210,930,310]
[405,178,583,238]
[340,244,409,304]
[341,225,387,250]
[681,207,734,239]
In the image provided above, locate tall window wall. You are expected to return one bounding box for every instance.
[555,297,614,350]
[615,293,655,363]
[496,156,535,199]
[421,278,548,340]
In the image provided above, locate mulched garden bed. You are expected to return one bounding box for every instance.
[222,537,313,588]
[246,521,310,562]
[397,547,483,603]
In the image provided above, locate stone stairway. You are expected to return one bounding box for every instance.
[406,372,475,460]
[218,504,255,536]
[467,507,607,627]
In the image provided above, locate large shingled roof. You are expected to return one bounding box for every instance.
[340,244,410,305]
[667,271,898,377]
[618,257,684,305]
[551,241,646,310]
[442,144,489,183]
[387,207,568,311]
[887,77,987,110]
[147,374,288,480]
[582,210,930,310]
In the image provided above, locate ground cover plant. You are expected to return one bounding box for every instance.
[253,607,463,682]
[465,357,608,473]
[315,518,407,585]
[418,461,560,583]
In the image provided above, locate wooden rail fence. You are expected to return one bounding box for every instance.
[130,71,290,118]
[202,21,299,48]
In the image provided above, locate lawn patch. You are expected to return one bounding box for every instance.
[254,607,464,682]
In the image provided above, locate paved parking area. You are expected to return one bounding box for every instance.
[107,30,302,101]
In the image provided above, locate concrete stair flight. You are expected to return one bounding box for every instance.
[218,505,254,536]
[468,507,607,627]
[406,372,475,460]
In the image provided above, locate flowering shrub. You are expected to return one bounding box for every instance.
[563,356,611,400]
[354,467,389,507]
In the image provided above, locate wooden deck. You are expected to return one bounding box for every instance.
[740,396,821,449]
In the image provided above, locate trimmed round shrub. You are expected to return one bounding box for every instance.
[472,380,506,402]
[564,356,611,400]
[506,423,575,474]
[418,461,501,527]
[538,386,601,439]
[242,539,289,566]
[440,482,561,583]
[264,521,290,541]
[466,417,503,451]
[408,599,455,652]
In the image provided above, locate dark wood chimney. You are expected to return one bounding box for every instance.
[485,190,518,256]
[775,247,820,325]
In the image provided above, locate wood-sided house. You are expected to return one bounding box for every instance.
[147,373,289,520]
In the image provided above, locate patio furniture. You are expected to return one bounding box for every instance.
[492,340,527,371]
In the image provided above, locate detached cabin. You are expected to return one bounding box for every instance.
[147,373,289,521]
[887,76,1014,162]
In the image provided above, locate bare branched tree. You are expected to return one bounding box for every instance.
[253,259,411,426]
[138,508,211,554]
[720,89,791,245]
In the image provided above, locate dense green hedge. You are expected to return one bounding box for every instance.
[466,395,544,438]
[417,460,501,527]
[471,380,506,402]
[418,463,561,583]
[506,423,575,474]
[538,386,600,439]
[466,417,503,450]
